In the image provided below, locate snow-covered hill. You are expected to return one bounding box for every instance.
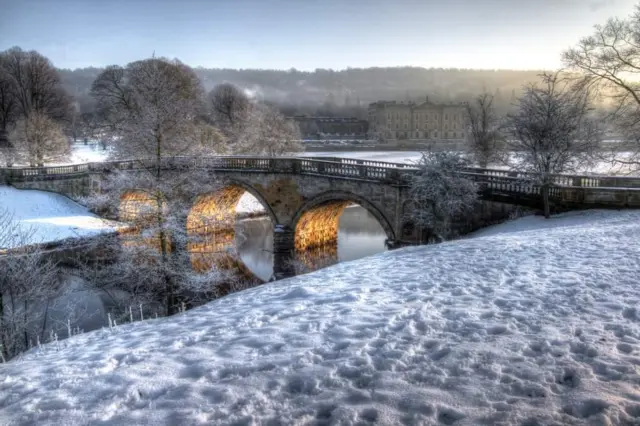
[2,210,640,425]
[0,186,119,249]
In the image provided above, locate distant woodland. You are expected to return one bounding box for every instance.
[57,67,546,119]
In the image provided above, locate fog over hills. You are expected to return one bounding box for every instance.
[58,66,546,117]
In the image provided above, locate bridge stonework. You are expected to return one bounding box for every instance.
[1,158,415,280]
[5,156,640,281]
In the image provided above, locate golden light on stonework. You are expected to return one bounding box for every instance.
[117,190,173,261]
[119,190,166,227]
[187,186,245,235]
[188,228,235,273]
[186,185,254,277]
[295,200,351,271]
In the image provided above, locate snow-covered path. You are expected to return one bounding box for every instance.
[2,211,640,425]
[0,186,119,248]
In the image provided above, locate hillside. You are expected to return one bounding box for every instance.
[2,210,640,425]
[58,66,543,115]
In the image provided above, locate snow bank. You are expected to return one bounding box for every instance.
[0,186,119,248]
[2,210,640,425]
[66,142,112,164]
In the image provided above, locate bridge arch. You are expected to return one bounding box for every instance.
[186,180,276,280]
[292,190,396,243]
[119,189,166,225]
[117,189,173,253]
[218,178,279,224]
[291,190,396,271]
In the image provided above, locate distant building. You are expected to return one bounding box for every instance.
[368,98,467,143]
[289,116,369,140]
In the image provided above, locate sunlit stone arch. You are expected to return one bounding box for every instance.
[186,180,276,279]
[119,189,166,225]
[291,190,396,270]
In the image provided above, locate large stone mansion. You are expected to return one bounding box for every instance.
[368,98,467,143]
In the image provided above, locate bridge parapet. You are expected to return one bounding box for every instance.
[4,156,640,210]
[0,156,416,186]
[6,156,640,282]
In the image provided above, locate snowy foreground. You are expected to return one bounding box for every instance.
[3,211,640,425]
[0,186,118,248]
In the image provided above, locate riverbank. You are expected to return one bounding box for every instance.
[0,185,119,249]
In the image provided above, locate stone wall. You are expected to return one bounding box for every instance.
[10,174,94,200]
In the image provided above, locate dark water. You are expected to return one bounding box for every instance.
[49,206,388,339]
[236,205,388,281]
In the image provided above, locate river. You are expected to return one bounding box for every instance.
[235,204,388,281]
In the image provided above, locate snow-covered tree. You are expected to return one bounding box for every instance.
[78,167,248,316]
[505,72,602,218]
[9,111,69,166]
[206,83,302,155]
[90,57,216,162]
[405,151,479,242]
[0,208,59,361]
[87,58,258,315]
[236,104,302,155]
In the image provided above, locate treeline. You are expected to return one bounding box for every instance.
[59,66,546,119]
[0,48,302,166]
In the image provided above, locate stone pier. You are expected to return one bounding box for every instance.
[272,224,296,280]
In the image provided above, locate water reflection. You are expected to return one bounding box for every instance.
[235,205,388,281]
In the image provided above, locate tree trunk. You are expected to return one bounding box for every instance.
[0,291,6,361]
[542,184,551,219]
[23,300,28,351]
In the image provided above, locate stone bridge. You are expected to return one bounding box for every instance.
[3,156,640,280]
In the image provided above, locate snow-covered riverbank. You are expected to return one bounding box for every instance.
[2,210,640,425]
[0,186,119,249]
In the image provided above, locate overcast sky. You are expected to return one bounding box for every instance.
[0,0,636,70]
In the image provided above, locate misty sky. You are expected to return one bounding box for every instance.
[0,0,636,70]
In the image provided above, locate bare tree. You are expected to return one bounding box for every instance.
[9,111,69,166]
[0,48,72,165]
[236,104,303,155]
[465,93,502,168]
[405,151,479,242]
[505,72,602,218]
[0,208,60,361]
[563,5,640,166]
[0,65,17,149]
[208,83,250,132]
[0,47,72,124]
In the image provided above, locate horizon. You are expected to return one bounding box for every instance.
[1,0,637,71]
[52,64,551,72]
